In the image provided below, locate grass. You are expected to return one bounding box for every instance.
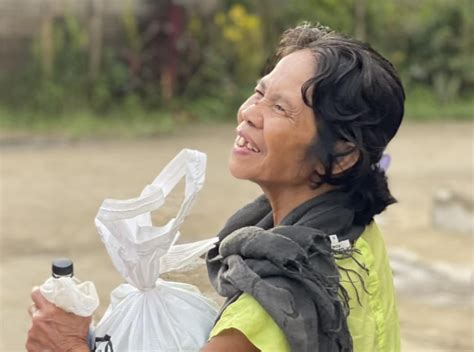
[0,108,178,140]
[404,89,473,120]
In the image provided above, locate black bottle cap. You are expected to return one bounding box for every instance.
[52,258,73,277]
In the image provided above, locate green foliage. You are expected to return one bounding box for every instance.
[214,4,264,84]
[1,13,131,115]
[0,0,472,137]
[122,2,143,54]
[177,4,266,119]
[368,0,473,104]
[90,49,130,110]
[32,15,89,112]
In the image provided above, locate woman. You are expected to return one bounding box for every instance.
[26,24,404,352]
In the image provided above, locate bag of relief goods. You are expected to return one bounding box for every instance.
[94,149,218,352]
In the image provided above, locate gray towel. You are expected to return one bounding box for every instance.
[206,191,364,352]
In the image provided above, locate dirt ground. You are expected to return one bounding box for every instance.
[1,121,473,351]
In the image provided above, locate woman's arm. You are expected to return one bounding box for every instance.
[201,328,260,352]
[26,288,91,352]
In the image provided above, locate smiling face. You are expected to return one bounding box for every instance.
[229,49,319,191]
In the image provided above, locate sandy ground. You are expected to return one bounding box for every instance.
[1,121,473,351]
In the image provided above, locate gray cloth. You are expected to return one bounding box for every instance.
[206,191,364,352]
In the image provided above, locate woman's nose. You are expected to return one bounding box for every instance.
[240,102,263,129]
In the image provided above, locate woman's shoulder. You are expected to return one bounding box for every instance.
[209,293,290,352]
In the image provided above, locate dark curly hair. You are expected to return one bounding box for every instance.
[268,23,405,226]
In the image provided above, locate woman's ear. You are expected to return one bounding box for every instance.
[332,142,360,175]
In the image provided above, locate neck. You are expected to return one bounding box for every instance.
[260,183,334,225]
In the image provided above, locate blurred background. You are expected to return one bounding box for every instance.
[0,0,472,351]
[0,0,472,134]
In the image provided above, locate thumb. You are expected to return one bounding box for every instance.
[31,287,50,310]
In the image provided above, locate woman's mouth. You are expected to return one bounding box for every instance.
[234,135,260,153]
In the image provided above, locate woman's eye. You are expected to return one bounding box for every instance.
[254,89,264,97]
[275,104,286,112]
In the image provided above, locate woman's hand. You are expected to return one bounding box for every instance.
[26,287,91,352]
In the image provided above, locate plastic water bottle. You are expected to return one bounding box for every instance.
[52,258,74,278]
[40,257,99,317]
[46,258,102,351]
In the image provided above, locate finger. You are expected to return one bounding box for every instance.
[28,303,38,318]
[26,335,49,352]
[26,329,42,352]
[25,339,39,352]
[31,289,48,310]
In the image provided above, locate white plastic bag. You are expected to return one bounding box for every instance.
[94,149,218,352]
[40,277,99,317]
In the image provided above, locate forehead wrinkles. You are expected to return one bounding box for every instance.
[260,50,316,101]
[274,49,316,84]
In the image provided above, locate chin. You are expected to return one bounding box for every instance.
[228,159,252,180]
[228,162,245,179]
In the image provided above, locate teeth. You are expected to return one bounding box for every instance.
[234,135,260,152]
[236,136,246,147]
[246,142,260,153]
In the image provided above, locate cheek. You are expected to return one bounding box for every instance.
[263,121,316,170]
[264,124,312,158]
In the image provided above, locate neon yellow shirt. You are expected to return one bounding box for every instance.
[209,222,400,352]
